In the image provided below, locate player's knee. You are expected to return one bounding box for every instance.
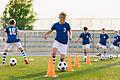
[5,50,8,52]
[53,50,57,55]
[84,49,87,52]
[19,48,24,52]
[60,54,65,59]
[96,45,98,48]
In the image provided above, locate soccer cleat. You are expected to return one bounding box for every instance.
[116,57,118,59]
[96,53,101,56]
[0,63,5,66]
[24,58,29,64]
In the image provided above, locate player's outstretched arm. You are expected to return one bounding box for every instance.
[68,30,72,40]
[44,30,53,39]
[107,39,110,43]
[90,36,93,43]
[75,38,81,43]
[17,30,20,41]
[2,29,5,42]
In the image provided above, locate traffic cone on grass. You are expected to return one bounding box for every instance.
[44,56,57,77]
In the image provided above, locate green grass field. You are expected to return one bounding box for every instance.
[0,56,120,80]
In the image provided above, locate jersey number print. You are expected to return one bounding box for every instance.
[9,28,16,35]
[63,28,66,32]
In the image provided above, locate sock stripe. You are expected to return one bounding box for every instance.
[3,56,6,58]
[21,51,26,58]
[2,53,7,64]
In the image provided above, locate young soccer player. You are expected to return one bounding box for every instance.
[75,27,92,62]
[96,28,110,57]
[1,19,29,66]
[44,12,72,63]
[109,30,120,58]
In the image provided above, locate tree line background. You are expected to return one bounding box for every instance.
[1,0,36,30]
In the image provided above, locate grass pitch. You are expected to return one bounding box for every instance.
[0,56,120,80]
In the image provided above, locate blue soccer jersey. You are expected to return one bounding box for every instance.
[5,26,19,43]
[79,32,91,45]
[51,22,71,44]
[113,34,120,47]
[99,33,109,46]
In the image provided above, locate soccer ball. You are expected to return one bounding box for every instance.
[109,55,113,59]
[99,55,105,60]
[58,61,67,72]
[9,58,17,66]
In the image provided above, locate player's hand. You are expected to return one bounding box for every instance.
[18,39,20,41]
[69,37,72,41]
[3,38,5,42]
[90,40,93,43]
[44,35,47,39]
[75,40,78,43]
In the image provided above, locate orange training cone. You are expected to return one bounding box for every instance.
[44,56,57,77]
[74,53,79,68]
[86,56,91,64]
[66,54,73,72]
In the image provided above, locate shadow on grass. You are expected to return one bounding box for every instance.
[12,71,46,80]
[10,61,120,80]
[58,61,120,79]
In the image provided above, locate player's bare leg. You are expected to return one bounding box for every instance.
[116,51,119,58]
[109,47,114,59]
[60,54,65,62]
[52,48,58,64]
[19,47,29,64]
[83,49,87,62]
[103,49,106,58]
[96,45,101,56]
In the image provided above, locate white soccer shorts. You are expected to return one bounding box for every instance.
[110,44,119,51]
[82,44,90,49]
[53,40,68,55]
[97,43,106,49]
[6,42,23,50]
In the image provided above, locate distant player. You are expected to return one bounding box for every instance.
[96,28,110,57]
[75,27,92,62]
[44,12,72,63]
[109,30,120,58]
[1,19,29,66]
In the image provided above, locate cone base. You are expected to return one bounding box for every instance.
[67,69,74,72]
[86,63,91,65]
[44,75,58,78]
[74,66,80,68]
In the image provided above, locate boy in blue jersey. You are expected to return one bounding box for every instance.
[96,28,110,57]
[44,12,72,63]
[75,27,92,62]
[1,19,29,66]
[109,30,120,58]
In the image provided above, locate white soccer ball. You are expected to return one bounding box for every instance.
[99,55,105,60]
[109,55,113,59]
[9,58,17,66]
[58,61,67,72]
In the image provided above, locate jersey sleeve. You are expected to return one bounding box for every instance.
[51,23,56,30]
[67,23,71,31]
[79,33,83,38]
[89,33,91,37]
[16,27,19,32]
[106,34,109,39]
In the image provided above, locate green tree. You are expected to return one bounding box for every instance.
[2,0,36,30]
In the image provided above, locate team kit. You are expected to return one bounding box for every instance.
[1,12,120,69]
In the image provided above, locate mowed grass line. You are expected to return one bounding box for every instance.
[0,56,120,80]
